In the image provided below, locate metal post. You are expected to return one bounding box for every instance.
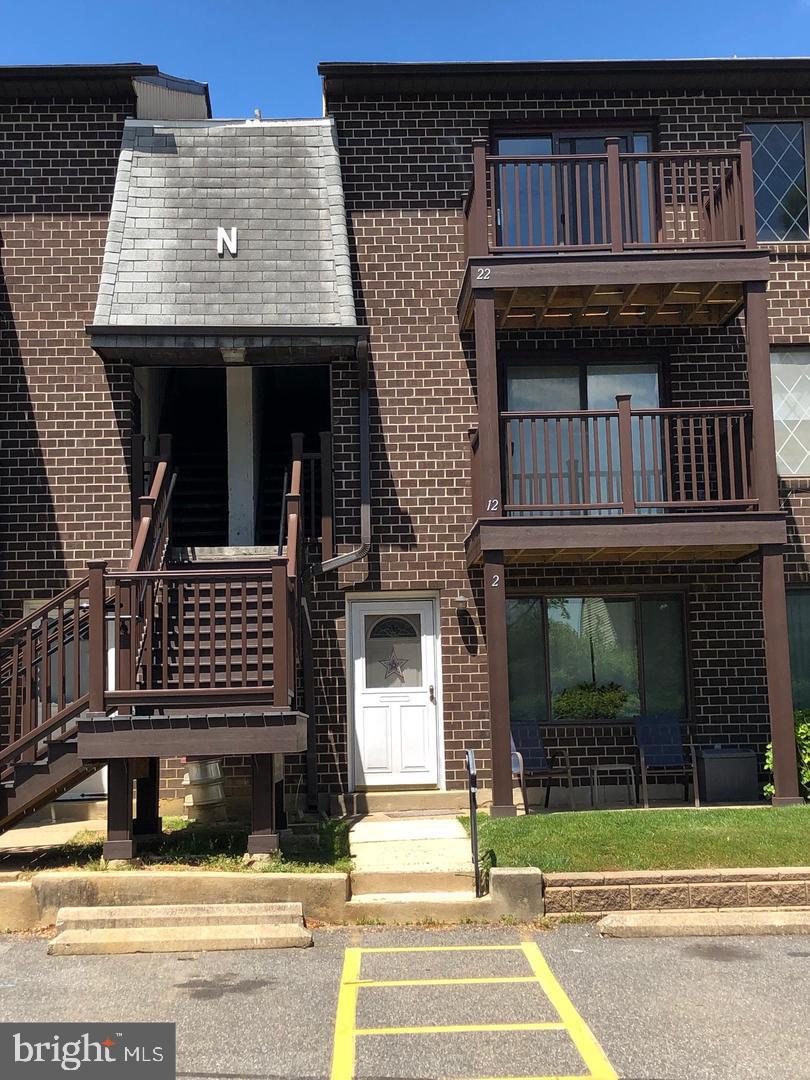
[466,750,482,898]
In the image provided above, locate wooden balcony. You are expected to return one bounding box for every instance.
[458,136,770,330]
[466,399,786,565]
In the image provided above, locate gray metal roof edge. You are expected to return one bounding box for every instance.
[122,116,333,128]
[86,324,368,336]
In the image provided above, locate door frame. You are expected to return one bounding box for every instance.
[346,593,445,793]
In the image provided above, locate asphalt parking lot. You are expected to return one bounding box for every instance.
[0,923,808,1079]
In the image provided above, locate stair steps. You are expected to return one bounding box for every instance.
[49,902,313,955]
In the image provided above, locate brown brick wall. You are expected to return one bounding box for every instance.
[0,95,135,626]
[319,81,810,793]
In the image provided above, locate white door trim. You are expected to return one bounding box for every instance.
[346,595,444,792]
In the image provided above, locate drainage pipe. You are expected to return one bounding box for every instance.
[315,337,371,574]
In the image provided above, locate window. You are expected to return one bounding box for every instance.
[746,122,809,242]
[787,591,810,710]
[504,359,661,511]
[494,130,653,248]
[771,349,810,476]
[507,595,687,747]
[364,614,422,688]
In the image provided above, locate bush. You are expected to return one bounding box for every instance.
[763,709,810,798]
[553,681,629,720]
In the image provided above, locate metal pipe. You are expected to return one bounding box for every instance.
[316,338,371,574]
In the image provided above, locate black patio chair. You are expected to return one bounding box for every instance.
[510,729,575,813]
[634,715,700,809]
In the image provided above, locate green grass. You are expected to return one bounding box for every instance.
[47,816,351,873]
[463,805,810,873]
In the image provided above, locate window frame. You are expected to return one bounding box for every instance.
[490,122,659,153]
[499,350,672,414]
[770,345,810,479]
[506,586,693,730]
[786,586,810,711]
[744,118,810,244]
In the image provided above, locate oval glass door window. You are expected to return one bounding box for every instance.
[364,614,423,688]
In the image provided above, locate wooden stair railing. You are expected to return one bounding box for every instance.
[93,432,308,714]
[0,437,175,787]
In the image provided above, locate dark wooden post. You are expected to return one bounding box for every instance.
[272,562,289,707]
[247,753,279,854]
[606,137,624,253]
[103,758,135,861]
[470,137,489,257]
[319,430,334,562]
[474,291,502,519]
[88,560,107,714]
[483,551,516,817]
[301,594,318,812]
[133,757,162,839]
[738,134,758,249]
[746,281,802,804]
[616,395,637,514]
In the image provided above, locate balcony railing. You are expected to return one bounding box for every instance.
[500,399,756,515]
[464,136,758,258]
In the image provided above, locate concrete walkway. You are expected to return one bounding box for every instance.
[0,818,105,853]
[348,813,471,873]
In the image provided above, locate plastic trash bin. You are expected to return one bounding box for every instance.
[697,746,760,804]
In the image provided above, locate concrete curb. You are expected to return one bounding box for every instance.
[599,909,810,937]
[28,871,349,926]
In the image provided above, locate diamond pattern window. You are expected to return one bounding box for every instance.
[771,350,810,476]
[747,122,809,242]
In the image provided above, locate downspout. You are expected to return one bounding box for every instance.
[315,336,371,574]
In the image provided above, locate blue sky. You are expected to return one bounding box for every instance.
[3,0,810,118]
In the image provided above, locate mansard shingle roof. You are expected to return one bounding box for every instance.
[93,117,356,328]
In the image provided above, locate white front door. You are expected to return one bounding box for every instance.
[351,600,439,789]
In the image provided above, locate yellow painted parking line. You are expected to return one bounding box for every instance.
[520,942,618,1080]
[347,976,538,988]
[358,944,526,954]
[355,1022,568,1036]
[329,942,619,1080]
[330,948,362,1080]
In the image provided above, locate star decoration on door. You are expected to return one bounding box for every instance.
[380,649,408,681]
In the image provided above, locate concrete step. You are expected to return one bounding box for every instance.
[55,902,304,932]
[48,923,312,956]
[345,891,492,923]
[351,871,474,896]
[335,790,484,815]
[599,909,810,938]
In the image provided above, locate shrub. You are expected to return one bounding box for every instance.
[553,681,629,720]
[763,709,810,798]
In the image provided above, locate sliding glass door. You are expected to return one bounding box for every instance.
[504,360,660,513]
[495,131,653,248]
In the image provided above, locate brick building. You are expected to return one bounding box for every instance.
[1,59,808,858]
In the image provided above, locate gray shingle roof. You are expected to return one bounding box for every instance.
[93,118,356,328]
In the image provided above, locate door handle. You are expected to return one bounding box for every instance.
[429,684,436,704]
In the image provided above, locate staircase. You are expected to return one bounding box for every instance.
[0,431,329,836]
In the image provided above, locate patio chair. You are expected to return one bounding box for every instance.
[510,731,575,813]
[634,715,700,809]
